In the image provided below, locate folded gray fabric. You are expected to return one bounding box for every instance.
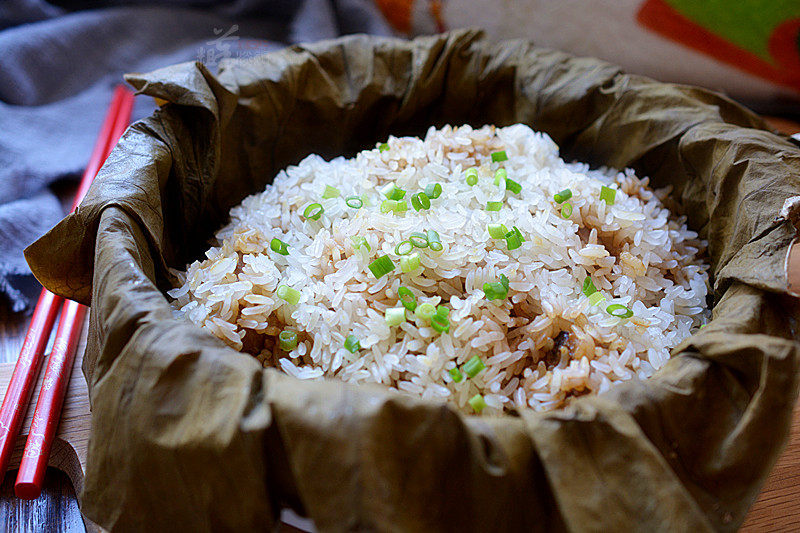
[0,0,391,312]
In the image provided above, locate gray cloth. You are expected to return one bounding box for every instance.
[0,0,392,312]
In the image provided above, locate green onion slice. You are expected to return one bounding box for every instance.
[279,329,298,351]
[368,255,395,279]
[505,178,522,194]
[561,202,573,219]
[277,285,301,305]
[398,287,417,311]
[491,150,508,163]
[582,277,597,297]
[382,184,406,201]
[303,203,324,221]
[416,302,436,321]
[270,238,289,256]
[483,280,509,300]
[344,334,361,353]
[512,225,525,242]
[449,367,463,383]
[469,394,486,413]
[426,230,443,251]
[606,303,633,319]
[345,195,364,209]
[488,223,507,239]
[600,185,616,205]
[436,305,449,318]
[465,168,478,186]
[424,183,443,200]
[431,314,450,333]
[381,199,407,213]
[411,192,431,211]
[464,355,486,378]
[322,185,340,199]
[554,189,572,203]
[409,232,429,248]
[494,168,507,186]
[385,307,406,326]
[486,201,503,211]
[399,252,421,273]
[504,230,522,251]
[395,240,414,256]
[379,142,389,152]
[588,292,606,306]
[350,235,371,252]
[500,274,510,291]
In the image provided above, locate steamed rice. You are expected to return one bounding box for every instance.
[168,124,710,414]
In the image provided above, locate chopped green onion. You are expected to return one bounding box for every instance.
[424,183,442,200]
[505,178,522,194]
[385,307,406,326]
[500,274,510,291]
[491,150,508,163]
[322,185,340,199]
[487,223,509,239]
[426,230,443,251]
[483,280,509,300]
[344,334,361,353]
[279,330,298,351]
[345,195,363,209]
[588,292,606,306]
[368,255,395,279]
[582,277,597,297]
[381,199,407,213]
[464,355,485,378]
[486,201,503,211]
[600,186,616,205]
[449,367,463,383]
[400,253,421,273]
[465,168,478,186]
[411,192,431,211]
[554,189,572,203]
[504,230,522,251]
[436,305,449,318]
[431,314,450,333]
[512,226,525,242]
[409,232,429,248]
[395,240,414,256]
[398,287,417,311]
[606,304,633,319]
[277,285,301,305]
[561,202,573,219]
[270,238,289,256]
[416,302,436,321]
[494,168,507,186]
[350,235,371,252]
[379,142,389,152]
[469,394,487,413]
[303,203,324,221]
[382,184,406,201]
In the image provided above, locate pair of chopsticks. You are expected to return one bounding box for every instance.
[0,85,135,499]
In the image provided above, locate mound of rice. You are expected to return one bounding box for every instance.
[168,124,710,414]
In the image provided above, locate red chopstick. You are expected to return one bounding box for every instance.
[0,86,134,481]
[11,86,135,499]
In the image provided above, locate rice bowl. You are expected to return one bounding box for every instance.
[168,123,710,414]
